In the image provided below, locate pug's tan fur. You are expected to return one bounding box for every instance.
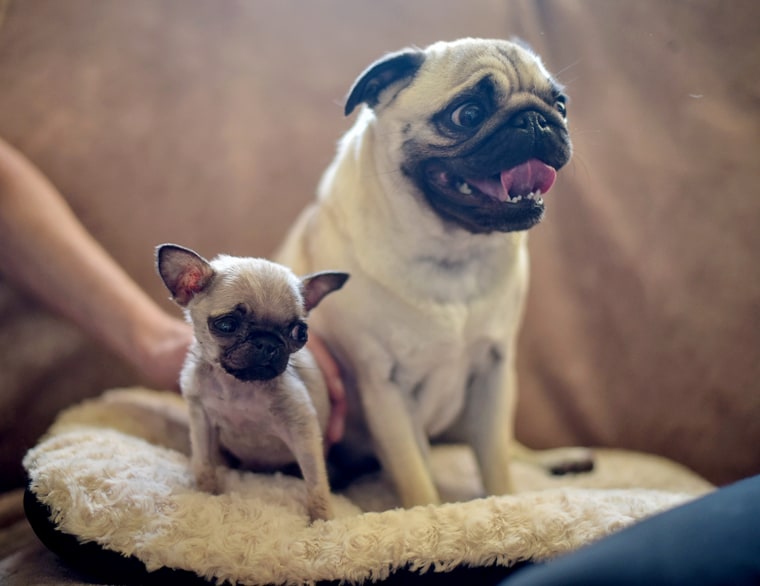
[157,244,348,521]
[278,38,591,508]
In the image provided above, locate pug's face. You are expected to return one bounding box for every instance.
[156,244,349,382]
[346,38,572,234]
[187,256,311,382]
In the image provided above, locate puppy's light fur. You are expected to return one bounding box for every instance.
[277,38,590,508]
[157,244,348,521]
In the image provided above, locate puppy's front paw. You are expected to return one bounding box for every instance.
[306,493,334,523]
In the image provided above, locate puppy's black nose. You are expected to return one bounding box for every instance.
[251,335,281,364]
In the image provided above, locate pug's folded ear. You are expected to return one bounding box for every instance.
[344,48,425,116]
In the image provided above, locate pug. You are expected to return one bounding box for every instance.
[277,38,592,508]
[156,243,348,522]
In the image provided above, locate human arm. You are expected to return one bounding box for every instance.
[0,137,192,390]
[0,137,347,440]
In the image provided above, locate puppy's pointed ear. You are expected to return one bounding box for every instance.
[344,48,425,116]
[156,244,215,306]
[301,271,350,313]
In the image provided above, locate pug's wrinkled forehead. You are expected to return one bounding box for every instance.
[411,39,562,112]
[198,256,304,326]
[346,38,564,119]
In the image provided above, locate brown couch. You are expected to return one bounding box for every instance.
[1,0,758,580]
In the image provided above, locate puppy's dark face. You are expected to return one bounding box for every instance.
[178,255,311,383]
[345,38,572,234]
[208,305,308,381]
[156,245,349,384]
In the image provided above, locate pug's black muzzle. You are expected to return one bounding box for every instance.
[405,105,572,234]
[221,329,290,382]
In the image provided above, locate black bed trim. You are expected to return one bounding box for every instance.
[24,484,529,585]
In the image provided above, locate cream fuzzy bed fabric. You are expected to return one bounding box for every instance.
[23,388,713,585]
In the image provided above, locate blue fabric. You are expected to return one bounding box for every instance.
[502,475,760,586]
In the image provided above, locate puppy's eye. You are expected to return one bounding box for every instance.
[290,322,308,345]
[211,315,240,335]
[450,101,487,129]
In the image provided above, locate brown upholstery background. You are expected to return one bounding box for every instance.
[0,0,758,492]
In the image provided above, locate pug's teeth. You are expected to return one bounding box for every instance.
[505,190,546,204]
[456,181,473,195]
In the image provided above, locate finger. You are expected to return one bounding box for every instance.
[307,334,346,446]
[326,376,347,445]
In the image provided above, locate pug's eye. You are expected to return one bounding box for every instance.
[290,321,308,345]
[554,96,568,118]
[450,101,486,129]
[211,315,240,335]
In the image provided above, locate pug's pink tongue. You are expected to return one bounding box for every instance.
[467,159,557,201]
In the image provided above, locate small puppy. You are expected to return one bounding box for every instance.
[277,38,591,508]
[156,243,348,522]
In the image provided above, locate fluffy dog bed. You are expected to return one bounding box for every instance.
[23,388,712,585]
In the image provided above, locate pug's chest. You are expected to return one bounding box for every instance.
[201,387,268,428]
[200,388,291,462]
[391,335,504,438]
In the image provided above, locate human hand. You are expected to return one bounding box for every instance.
[132,315,193,392]
[307,333,347,448]
[130,310,348,446]
[128,309,347,443]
